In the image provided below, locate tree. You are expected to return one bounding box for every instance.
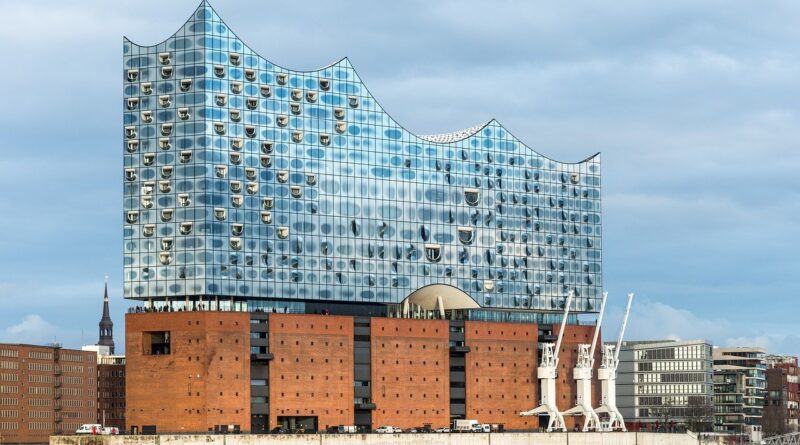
[686,396,714,433]
[761,404,787,437]
[650,397,675,432]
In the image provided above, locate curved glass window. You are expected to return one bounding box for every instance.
[457,227,474,245]
[424,244,441,263]
[464,188,480,206]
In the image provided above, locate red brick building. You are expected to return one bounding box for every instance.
[126,311,601,434]
[125,311,250,434]
[764,355,799,435]
[0,344,97,443]
[97,356,125,431]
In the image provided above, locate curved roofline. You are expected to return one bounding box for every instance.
[125,0,600,165]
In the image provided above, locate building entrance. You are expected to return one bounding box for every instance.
[251,415,267,433]
[278,416,318,433]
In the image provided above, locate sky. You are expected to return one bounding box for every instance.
[0,1,797,356]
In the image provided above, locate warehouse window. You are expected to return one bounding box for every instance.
[143,332,170,356]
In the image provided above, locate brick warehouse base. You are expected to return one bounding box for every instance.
[126,312,602,434]
[50,432,700,445]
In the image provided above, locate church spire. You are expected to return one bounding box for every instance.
[98,274,115,354]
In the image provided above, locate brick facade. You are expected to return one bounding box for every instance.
[97,357,125,431]
[0,344,96,444]
[465,321,539,430]
[371,318,450,429]
[125,312,602,433]
[125,311,250,434]
[268,314,354,431]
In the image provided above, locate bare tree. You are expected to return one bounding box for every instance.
[686,396,714,433]
[650,397,674,432]
[762,404,787,437]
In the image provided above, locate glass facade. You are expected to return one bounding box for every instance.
[122,2,602,314]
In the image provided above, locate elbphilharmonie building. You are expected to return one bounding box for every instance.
[123,2,602,321]
[123,2,606,434]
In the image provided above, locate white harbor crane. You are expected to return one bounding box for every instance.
[595,292,634,432]
[563,292,607,431]
[519,291,574,432]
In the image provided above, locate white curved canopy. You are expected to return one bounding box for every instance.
[402,284,480,311]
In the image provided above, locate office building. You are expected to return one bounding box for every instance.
[616,340,714,432]
[0,344,97,443]
[712,347,766,440]
[123,1,604,433]
[763,355,799,435]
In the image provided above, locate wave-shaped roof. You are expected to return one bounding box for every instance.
[124,0,598,165]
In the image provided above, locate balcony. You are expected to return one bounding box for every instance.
[355,402,376,410]
[250,353,273,362]
[449,345,471,354]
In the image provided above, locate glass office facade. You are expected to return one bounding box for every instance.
[122,2,602,314]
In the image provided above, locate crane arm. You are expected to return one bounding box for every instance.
[613,293,634,365]
[553,291,574,365]
[589,292,608,359]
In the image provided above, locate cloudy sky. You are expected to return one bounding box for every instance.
[0,1,796,356]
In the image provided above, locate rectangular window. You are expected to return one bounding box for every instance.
[143,331,171,355]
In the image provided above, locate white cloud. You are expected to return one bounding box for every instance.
[1,315,60,345]
[604,299,799,357]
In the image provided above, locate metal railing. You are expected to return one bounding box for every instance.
[765,432,800,445]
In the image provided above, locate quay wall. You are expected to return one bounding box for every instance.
[51,432,698,445]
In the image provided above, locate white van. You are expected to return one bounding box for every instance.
[76,424,102,435]
[102,427,120,435]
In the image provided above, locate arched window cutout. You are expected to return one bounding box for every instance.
[464,188,480,206]
[424,244,442,263]
[142,224,155,238]
[457,227,474,245]
[231,224,243,236]
[277,227,289,239]
[159,252,172,265]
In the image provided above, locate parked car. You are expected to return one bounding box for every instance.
[375,426,396,434]
[270,427,287,434]
[102,427,120,435]
[435,427,450,433]
[404,428,418,433]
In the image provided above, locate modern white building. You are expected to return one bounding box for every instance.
[616,339,714,432]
